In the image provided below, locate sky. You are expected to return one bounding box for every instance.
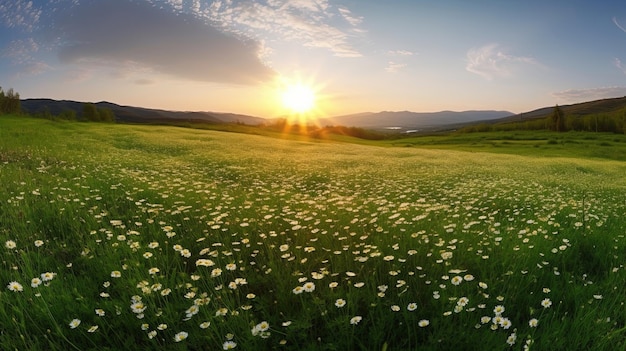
[2,0,626,119]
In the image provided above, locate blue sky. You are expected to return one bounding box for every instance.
[2,0,626,118]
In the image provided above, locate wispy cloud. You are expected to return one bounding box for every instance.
[466,43,538,80]
[613,17,626,33]
[614,58,626,74]
[384,50,415,73]
[204,0,364,57]
[552,86,626,101]
[385,62,407,73]
[53,0,275,84]
[388,50,415,57]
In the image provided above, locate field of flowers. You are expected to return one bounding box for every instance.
[1,115,626,350]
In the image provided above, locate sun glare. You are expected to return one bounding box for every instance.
[281,83,316,114]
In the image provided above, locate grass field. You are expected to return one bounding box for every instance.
[1,115,626,350]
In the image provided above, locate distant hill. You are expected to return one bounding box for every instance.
[318,110,514,131]
[20,99,266,125]
[478,96,626,125]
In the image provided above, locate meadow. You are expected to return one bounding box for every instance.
[1,115,626,350]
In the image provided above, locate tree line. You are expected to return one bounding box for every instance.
[462,105,626,134]
[0,86,115,122]
[0,87,21,114]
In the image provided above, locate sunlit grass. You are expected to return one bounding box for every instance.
[1,115,626,350]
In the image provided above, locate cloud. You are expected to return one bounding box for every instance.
[615,58,626,74]
[552,87,626,101]
[613,17,626,33]
[466,43,538,80]
[53,0,275,84]
[388,50,415,56]
[205,0,364,57]
[0,0,43,32]
[385,61,407,73]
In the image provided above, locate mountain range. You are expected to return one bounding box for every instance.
[19,96,626,132]
[20,98,513,131]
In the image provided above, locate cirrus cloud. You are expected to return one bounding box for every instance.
[466,43,538,80]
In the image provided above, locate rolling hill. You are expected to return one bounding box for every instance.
[20,99,266,125]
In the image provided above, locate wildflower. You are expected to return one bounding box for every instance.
[88,325,98,333]
[95,309,105,317]
[69,319,81,329]
[131,301,147,314]
[143,252,153,259]
[31,277,42,288]
[148,267,160,275]
[391,305,400,312]
[200,321,211,329]
[329,282,339,289]
[529,318,538,327]
[7,281,23,292]
[478,282,488,289]
[34,240,44,247]
[335,299,346,308]
[506,333,517,346]
[541,298,552,308]
[211,268,223,277]
[216,308,228,316]
[350,316,362,325]
[41,272,56,281]
[418,319,430,327]
[223,341,237,349]
[111,271,121,278]
[148,330,157,339]
[464,274,475,281]
[457,297,469,307]
[493,305,505,316]
[500,318,512,329]
[5,240,16,249]
[407,302,418,311]
[252,321,270,337]
[174,331,188,342]
[226,263,237,271]
[186,304,200,317]
[303,282,315,292]
[451,276,463,285]
[161,288,172,296]
[353,282,365,288]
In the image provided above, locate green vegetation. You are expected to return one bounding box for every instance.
[1,114,626,350]
[462,99,626,134]
[82,103,116,123]
[0,87,21,115]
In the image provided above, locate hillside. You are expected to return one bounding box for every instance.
[481,96,626,125]
[20,99,266,125]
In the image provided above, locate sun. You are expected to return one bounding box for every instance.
[281,83,316,114]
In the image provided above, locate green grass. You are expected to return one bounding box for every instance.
[1,115,626,350]
[387,130,626,161]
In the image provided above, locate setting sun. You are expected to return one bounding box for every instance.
[281,83,316,114]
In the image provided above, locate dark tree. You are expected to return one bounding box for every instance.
[83,103,100,121]
[550,105,565,132]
